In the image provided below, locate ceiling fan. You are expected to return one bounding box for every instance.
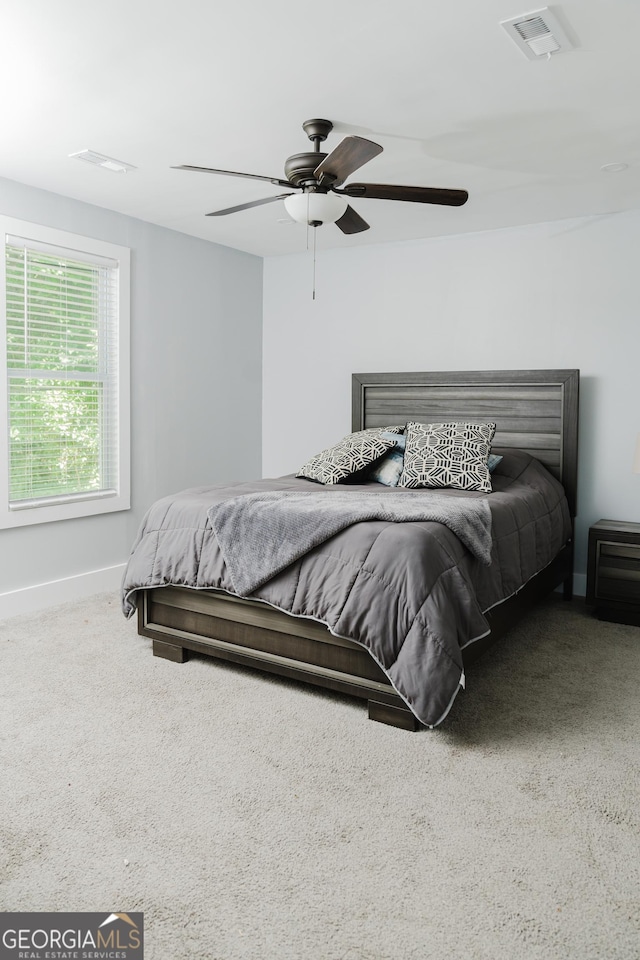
[172,119,469,234]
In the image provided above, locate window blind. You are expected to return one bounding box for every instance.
[5,236,120,508]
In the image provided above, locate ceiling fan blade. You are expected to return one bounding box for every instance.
[335,205,370,235]
[206,194,294,217]
[341,183,469,206]
[314,137,383,186]
[173,164,292,189]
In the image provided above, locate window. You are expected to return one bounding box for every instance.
[0,217,130,528]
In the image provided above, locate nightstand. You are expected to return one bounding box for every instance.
[586,520,640,626]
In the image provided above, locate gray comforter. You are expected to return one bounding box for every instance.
[208,489,493,595]
[121,450,572,727]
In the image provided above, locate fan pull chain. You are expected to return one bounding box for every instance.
[312,225,317,300]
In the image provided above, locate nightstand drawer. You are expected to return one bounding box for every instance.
[593,540,640,602]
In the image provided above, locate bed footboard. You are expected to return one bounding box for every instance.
[137,540,572,732]
[138,538,572,732]
[138,586,419,730]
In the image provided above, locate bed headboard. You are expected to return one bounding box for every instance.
[352,369,579,517]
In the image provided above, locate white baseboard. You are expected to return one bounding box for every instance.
[0,563,126,620]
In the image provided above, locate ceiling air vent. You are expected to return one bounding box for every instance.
[69,149,136,173]
[501,8,574,60]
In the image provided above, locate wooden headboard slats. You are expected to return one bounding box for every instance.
[365,409,563,431]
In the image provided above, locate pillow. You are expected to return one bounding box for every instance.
[297,427,400,485]
[367,432,406,487]
[399,421,497,493]
[367,436,501,488]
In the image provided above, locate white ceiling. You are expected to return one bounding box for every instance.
[1,0,639,257]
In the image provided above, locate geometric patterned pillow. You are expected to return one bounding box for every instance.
[398,421,497,493]
[297,427,400,485]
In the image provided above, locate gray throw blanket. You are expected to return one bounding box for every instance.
[207,489,492,595]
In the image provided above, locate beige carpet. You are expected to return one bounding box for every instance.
[0,592,639,960]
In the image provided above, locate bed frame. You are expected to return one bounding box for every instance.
[137,369,580,730]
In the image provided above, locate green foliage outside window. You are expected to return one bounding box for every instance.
[6,247,104,502]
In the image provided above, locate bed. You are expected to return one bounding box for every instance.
[122,368,579,730]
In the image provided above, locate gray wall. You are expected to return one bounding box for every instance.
[0,177,263,596]
[263,210,640,594]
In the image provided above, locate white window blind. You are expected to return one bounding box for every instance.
[0,218,130,528]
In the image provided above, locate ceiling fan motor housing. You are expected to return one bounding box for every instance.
[284,119,335,186]
[284,152,329,186]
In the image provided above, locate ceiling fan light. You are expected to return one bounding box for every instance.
[284,192,348,225]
